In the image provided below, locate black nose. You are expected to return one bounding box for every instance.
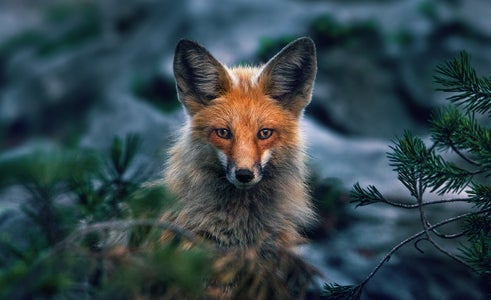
[235,169,254,183]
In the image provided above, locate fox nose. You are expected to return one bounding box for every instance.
[235,169,254,183]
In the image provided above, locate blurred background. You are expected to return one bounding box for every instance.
[0,0,490,298]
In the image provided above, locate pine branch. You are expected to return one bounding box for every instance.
[328,208,491,299]
[459,215,491,276]
[339,51,491,299]
[416,184,471,268]
[423,154,473,195]
[468,183,491,211]
[340,209,491,299]
[387,131,474,195]
[430,107,491,172]
[350,183,386,207]
[351,183,470,209]
[434,51,491,114]
[427,227,465,239]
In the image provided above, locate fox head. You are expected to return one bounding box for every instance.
[173,37,317,189]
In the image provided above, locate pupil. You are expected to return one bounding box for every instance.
[217,129,230,138]
[259,129,271,139]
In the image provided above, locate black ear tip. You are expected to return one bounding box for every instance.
[295,36,315,44]
[290,37,316,53]
[175,39,201,52]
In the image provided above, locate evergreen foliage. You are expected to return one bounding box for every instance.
[324,51,491,298]
[0,135,210,298]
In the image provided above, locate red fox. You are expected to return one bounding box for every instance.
[163,37,317,251]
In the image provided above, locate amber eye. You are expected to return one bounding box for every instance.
[215,128,232,139]
[257,128,274,140]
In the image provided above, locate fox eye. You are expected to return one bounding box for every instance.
[257,128,274,140]
[215,128,232,139]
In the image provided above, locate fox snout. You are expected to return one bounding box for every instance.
[235,169,255,183]
[212,130,273,189]
[215,146,267,188]
[226,163,263,188]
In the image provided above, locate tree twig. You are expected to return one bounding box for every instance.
[357,208,491,290]
[416,177,471,268]
[449,142,480,167]
[66,219,199,245]
[426,223,466,239]
[380,197,470,209]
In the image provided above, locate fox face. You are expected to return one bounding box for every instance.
[194,88,298,189]
[203,103,277,188]
[173,38,316,189]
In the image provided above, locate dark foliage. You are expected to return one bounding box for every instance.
[325,51,491,298]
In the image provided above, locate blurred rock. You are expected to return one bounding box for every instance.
[312,47,421,137]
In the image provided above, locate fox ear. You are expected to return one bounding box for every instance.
[173,39,231,115]
[259,37,317,117]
